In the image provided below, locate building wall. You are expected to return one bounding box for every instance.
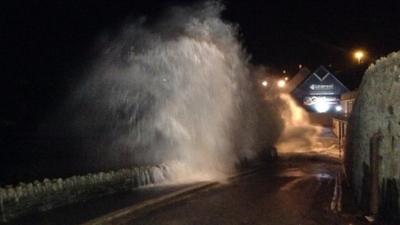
[346,52,400,222]
[291,66,348,113]
[342,99,354,115]
[341,90,358,116]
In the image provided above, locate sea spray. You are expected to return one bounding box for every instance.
[276,93,321,154]
[50,1,284,181]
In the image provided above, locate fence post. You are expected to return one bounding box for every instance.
[370,131,382,216]
[339,121,343,158]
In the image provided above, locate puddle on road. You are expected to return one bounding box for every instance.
[278,168,308,178]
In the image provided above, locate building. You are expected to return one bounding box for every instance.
[340,90,358,116]
[332,90,358,149]
[288,65,349,113]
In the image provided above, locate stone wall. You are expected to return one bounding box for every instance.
[346,51,400,222]
[0,165,170,223]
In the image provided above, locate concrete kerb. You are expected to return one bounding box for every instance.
[81,166,263,225]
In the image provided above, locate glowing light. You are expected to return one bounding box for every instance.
[277,79,286,88]
[314,100,331,113]
[284,77,289,81]
[335,105,342,112]
[279,94,309,126]
[261,80,268,87]
[353,50,365,64]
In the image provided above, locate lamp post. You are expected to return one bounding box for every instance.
[277,79,286,88]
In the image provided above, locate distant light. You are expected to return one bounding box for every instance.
[314,101,330,113]
[282,70,287,74]
[354,51,364,59]
[277,80,286,88]
[284,77,289,81]
[335,105,343,112]
[261,80,268,87]
[298,64,303,69]
[353,50,365,64]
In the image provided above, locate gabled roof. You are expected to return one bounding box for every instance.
[290,65,349,94]
[314,66,330,79]
[286,67,311,92]
[311,65,349,91]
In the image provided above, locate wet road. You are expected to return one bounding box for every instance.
[6,184,194,225]
[115,158,361,225]
[6,156,365,225]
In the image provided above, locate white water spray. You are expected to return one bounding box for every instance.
[276,94,321,154]
[61,2,283,181]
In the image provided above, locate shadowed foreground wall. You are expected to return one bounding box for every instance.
[346,51,400,222]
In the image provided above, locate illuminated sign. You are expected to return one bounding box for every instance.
[303,96,340,113]
[309,84,334,90]
[291,66,349,113]
[303,96,339,106]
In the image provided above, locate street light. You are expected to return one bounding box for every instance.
[353,50,365,64]
[277,79,286,88]
[335,105,343,112]
[261,80,268,87]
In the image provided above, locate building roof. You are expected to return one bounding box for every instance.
[314,66,330,78]
[286,67,311,92]
[289,65,349,94]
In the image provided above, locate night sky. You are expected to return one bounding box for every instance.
[1,0,400,184]
[1,0,400,144]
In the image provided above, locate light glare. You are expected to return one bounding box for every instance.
[277,79,286,88]
[353,50,365,63]
[314,101,330,113]
[261,80,268,87]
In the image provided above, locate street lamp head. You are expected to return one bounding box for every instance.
[277,79,286,88]
[353,50,365,63]
[261,80,268,87]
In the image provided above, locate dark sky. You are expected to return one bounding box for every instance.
[2,0,400,129]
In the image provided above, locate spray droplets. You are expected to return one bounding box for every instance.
[56,1,283,181]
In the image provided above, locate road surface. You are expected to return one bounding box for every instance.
[6,184,194,225]
[6,129,366,225]
[103,157,364,225]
